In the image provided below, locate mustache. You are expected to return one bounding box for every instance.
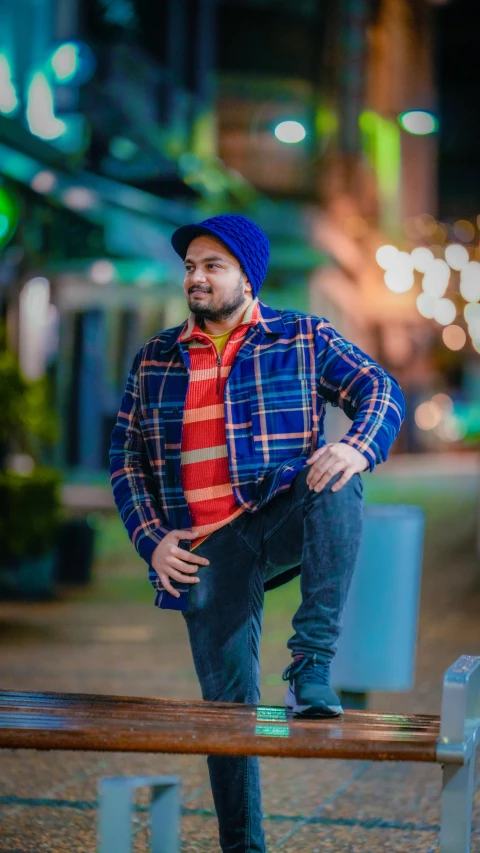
[188,286,212,294]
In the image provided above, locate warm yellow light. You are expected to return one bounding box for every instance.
[376,245,398,270]
[442,325,466,351]
[415,401,442,430]
[422,259,450,297]
[415,214,437,237]
[445,244,469,271]
[411,247,434,273]
[433,298,456,326]
[416,292,438,319]
[454,220,475,243]
[460,262,480,302]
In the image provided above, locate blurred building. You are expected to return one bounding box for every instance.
[0,0,445,471]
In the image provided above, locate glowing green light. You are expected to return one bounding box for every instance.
[398,111,438,136]
[274,121,306,144]
[256,707,287,722]
[51,43,79,83]
[255,724,290,738]
[0,186,19,248]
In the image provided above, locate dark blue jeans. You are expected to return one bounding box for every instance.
[182,467,364,853]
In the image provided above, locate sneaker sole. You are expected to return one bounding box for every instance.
[285,687,343,718]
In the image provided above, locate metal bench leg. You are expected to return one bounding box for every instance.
[98,775,181,853]
[440,758,475,853]
[151,781,181,853]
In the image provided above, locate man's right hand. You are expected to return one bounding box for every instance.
[150,529,209,598]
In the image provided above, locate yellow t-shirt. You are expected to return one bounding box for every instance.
[205,328,235,355]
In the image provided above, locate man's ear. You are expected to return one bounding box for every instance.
[244,278,253,294]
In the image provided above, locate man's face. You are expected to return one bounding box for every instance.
[183,235,252,322]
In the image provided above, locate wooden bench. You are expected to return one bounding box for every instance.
[1,654,479,853]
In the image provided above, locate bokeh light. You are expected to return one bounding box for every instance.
[453,220,475,243]
[51,43,79,83]
[442,325,466,350]
[31,171,57,193]
[90,260,115,285]
[62,187,96,210]
[435,415,466,442]
[416,292,438,319]
[415,401,442,430]
[431,392,454,411]
[415,214,437,237]
[384,269,414,293]
[464,302,480,324]
[422,259,450,297]
[433,297,456,326]
[398,110,438,135]
[460,262,480,301]
[274,121,306,143]
[445,244,469,271]
[411,247,434,272]
[383,252,414,293]
[376,245,398,270]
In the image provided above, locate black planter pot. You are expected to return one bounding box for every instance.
[54,518,96,585]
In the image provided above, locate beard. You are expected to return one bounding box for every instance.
[187,276,246,322]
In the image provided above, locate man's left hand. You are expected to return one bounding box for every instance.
[306,442,369,493]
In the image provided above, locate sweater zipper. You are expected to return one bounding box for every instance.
[216,352,222,394]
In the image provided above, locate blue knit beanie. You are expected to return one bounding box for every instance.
[171,214,270,298]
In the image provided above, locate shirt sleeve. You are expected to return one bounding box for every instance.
[315,320,406,471]
[109,350,170,563]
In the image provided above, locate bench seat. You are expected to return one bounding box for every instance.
[0,689,440,761]
[1,656,479,852]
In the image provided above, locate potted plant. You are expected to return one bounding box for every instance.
[0,348,61,598]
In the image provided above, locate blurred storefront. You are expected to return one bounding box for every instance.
[1,0,472,472]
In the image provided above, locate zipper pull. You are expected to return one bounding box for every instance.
[216,353,222,395]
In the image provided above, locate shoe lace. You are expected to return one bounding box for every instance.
[282,655,330,686]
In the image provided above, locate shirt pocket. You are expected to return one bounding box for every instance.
[250,380,313,463]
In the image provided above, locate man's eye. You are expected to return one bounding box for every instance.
[207,263,220,269]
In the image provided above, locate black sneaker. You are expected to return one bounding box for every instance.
[283,654,344,718]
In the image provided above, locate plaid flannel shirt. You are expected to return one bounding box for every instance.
[110,301,405,610]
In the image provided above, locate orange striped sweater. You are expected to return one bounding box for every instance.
[179,299,259,547]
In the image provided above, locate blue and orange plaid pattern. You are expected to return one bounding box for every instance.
[110,301,405,610]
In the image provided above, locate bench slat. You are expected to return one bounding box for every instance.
[0,690,439,762]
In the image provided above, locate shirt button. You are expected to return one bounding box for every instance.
[174,475,180,484]
[173,406,179,414]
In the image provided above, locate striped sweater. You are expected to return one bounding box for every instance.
[179,299,259,546]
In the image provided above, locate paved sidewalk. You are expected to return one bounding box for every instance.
[1,462,480,852]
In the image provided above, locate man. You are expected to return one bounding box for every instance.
[110,214,405,853]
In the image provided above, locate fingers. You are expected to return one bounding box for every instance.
[172,528,199,540]
[158,573,182,598]
[331,468,354,492]
[174,547,209,566]
[157,563,201,599]
[168,556,200,577]
[306,447,336,485]
[164,562,200,584]
[309,460,346,492]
